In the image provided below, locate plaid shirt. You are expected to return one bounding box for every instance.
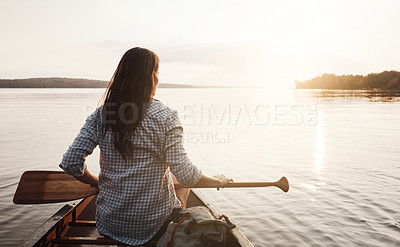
[59,99,202,246]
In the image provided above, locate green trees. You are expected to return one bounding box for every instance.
[296,71,400,90]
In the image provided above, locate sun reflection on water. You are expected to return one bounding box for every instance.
[301,115,325,192]
[313,115,324,174]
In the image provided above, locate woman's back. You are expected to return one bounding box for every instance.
[97,99,201,244]
[59,47,229,246]
[61,99,202,245]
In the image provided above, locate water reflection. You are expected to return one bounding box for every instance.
[301,115,325,192]
[297,89,400,103]
[313,115,324,174]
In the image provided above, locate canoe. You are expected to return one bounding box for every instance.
[19,189,254,246]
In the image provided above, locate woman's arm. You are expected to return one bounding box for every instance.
[194,174,233,188]
[73,167,99,187]
[60,111,99,177]
[165,110,233,187]
[171,174,190,208]
[165,110,202,186]
[172,173,233,208]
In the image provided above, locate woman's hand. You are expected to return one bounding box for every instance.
[194,174,233,189]
[213,174,233,187]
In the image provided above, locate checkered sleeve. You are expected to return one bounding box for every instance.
[165,110,202,186]
[59,111,99,177]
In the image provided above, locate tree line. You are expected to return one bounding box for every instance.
[0,78,108,88]
[295,70,400,90]
[0,77,197,88]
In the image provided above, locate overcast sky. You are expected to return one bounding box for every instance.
[1,0,399,87]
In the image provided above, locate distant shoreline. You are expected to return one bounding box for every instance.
[295,70,400,90]
[0,77,226,88]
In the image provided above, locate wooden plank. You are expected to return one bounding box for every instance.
[52,237,159,246]
[52,236,123,245]
[68,220,96,227]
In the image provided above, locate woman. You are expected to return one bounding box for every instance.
[59,47,232,246]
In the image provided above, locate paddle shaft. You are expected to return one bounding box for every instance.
[178,176,289,192]
[13,171,289,204]
[175,179,288,191]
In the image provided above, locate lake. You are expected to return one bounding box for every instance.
[0,88,399,246]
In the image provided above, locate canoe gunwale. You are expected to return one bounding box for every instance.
[19,195,96,247]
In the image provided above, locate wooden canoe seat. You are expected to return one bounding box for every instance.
[52,236,158,246]
[68,220,97,227]
[53,236,124,245]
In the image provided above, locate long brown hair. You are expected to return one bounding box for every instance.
[101,47,159,160]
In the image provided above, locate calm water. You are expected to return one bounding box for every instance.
[0,88,399,246]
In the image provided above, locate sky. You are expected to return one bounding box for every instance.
[1,0,400,87]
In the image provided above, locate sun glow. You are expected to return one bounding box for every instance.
[1,1,400,87]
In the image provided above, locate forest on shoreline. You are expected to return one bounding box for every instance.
[0,77,198,88]
[295,70,400,90]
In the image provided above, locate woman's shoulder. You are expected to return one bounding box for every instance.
[148,99,178,120]
[86,107,103,126]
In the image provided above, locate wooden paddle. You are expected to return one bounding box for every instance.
[174,176,289,192]
[13,171,289,204]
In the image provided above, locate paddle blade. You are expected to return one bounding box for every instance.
[13,171,99,204]
[277,176,289,192]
